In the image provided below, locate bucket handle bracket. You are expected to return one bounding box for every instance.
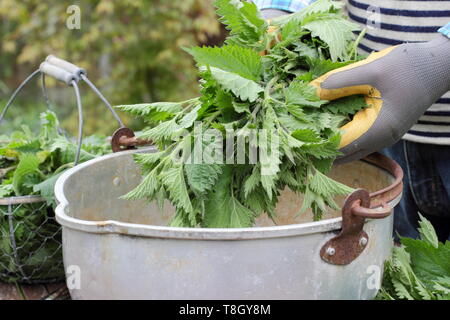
[111,127,153,153]
[320,188,392,265]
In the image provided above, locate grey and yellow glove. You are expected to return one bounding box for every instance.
[258,5,450,163]
[311,35,450,163]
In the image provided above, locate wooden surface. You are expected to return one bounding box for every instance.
[0,282,69,300]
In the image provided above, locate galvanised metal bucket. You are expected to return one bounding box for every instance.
[54,148,403,300]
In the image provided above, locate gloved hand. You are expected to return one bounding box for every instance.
[310,35,450,163]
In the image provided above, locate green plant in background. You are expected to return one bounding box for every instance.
[0,0,221,135]
[118,0,367,228]
[0,110,110,204]
[0,110,110,283]
[377,215,450,300]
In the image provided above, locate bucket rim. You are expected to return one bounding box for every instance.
[54,149,403,240]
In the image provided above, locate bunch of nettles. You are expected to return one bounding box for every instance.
[118,0,369,228]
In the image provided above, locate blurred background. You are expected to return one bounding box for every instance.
[0,0,226,135]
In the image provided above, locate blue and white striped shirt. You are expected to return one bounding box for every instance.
[253,0,315,11]
[253,0,450,145]
[439,22,450,38]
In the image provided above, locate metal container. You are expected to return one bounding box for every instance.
[55,149,403,300]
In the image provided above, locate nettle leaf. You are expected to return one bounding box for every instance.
[0,184,13,198]
[284,80,327,107]
[302,14,360,61]
[378,215,450,300]
[117,102,183,117]
[210,67,264,102]
[204,166,255,228]
[292,129,322,143]
[418,213,439,248]
[179,104,201,129]
[160,166,194,218]
[272,0,343,26]
[133,152,164,166]
[232,100,250,114]
[309,169,354,196]
[12,153,40,196]
[33,171,66,207]
[185,163,222,195]
[215,0,267,47]
[308,58,353,78]
[187,45,262,81]
[39,110,60,141]
[243,165,260,197]
[301,132,342,158]
[325,95,368,115]
[401,238,450,281]
[122,168,159,201]
[139,119,180,142]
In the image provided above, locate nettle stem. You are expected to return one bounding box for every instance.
[264,76,280,102]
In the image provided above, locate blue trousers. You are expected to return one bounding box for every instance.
[381,140,450,242]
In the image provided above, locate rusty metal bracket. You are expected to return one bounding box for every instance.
[320,189,392,266]
[111,127,153,153]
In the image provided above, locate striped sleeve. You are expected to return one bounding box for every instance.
[252,0,317,12]
[439,22,450,38]
[345,0,450,145]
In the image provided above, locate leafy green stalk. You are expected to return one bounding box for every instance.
[118,0,368,228]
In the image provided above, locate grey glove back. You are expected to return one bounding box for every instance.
[321,35,450,163]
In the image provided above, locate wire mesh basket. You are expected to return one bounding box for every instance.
[0,55,144,285]
[0,196,64,284]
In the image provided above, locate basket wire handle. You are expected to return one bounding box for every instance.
[0,57,129,165]
[45,55,124,127]
[71,80,84,165]
[0,64,86,165]
[0,69,41,126]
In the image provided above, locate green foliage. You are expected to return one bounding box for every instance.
[0,110,110,283]
[203,166,255,228]
[215,0,268,49]
[0,0,221,135]
[187,45,263,81]
[284,80,327,107]
[377,215,450,300]
[119,0,368,228]
[209,67,264,103]
[0,110,111,205]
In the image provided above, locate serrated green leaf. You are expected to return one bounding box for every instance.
[215,0,267,48]
[301,132,342,158]
[292,129,322,143]
[185,164,222,195]
[284,80,327,107]
[33,171,65,207]
[116,102,183,116]
[133,152,164,166]
[139,119,180,142]
[308,58,353,79]
[12,153,40,196]
[204,166,255,228]
[186,45,262,81]
[325,95,368,116]
[418,213,439,248]
[302,14,359,61]
[179,104,201,129]
[160,166,194,219]
[243,165,260,197]
[122,168,159,201]
[210,67,264,102]
[309,169,354,196]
